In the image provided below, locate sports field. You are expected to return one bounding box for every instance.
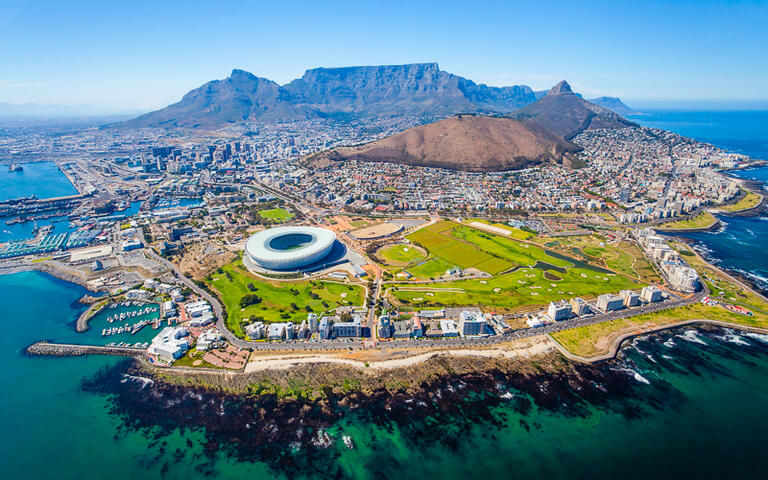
[205,257,364,338]
[258,207,294,222]
[377,244,426,266]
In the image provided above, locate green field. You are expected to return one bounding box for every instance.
[545,235,662,283]
[466,219,536,240]
[719,189,763,212]
[658,212,717,230]
[406,257,455,279]
[390,263,637,311]
[551,302,768,358]
[258,207,294,222]
[406,221,572,278]
[377,244,426,265]
[206,258,364,338]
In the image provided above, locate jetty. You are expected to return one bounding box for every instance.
[25,341,145,357]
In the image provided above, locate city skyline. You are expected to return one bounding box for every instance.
[2,0,767,112]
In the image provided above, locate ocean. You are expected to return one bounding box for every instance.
[0,160,78,201]
[631,110,768,293]
[2,111,768,479]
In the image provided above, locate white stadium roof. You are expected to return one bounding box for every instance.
[244,226,336,270]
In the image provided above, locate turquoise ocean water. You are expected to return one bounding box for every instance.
[1,111,768,479]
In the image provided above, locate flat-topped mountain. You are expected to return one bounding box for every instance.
[515,81,637,139]
[306,114,582,172]
[120,63,538,129]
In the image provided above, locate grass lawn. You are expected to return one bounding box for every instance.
[547,234,662,283]
[465,218,536,240]
[658,212,717,230]
[406,220,572,278]
[205,257,364,338]
[258,207,294,222]
[377,244,426,266]
[719,189,763,212]
[672,241,768,314]
[173,349,223,369]
[406,257,455,279]
[551,302,768,358]
[390,264,637,311]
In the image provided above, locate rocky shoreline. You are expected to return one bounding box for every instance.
[80,323,768,479]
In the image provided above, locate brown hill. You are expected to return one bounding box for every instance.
[306,114,582,172]
[515,81,636,139]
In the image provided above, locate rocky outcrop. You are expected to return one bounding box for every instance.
[515,81,637,139]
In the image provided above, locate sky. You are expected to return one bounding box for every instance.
[1,0,766,113]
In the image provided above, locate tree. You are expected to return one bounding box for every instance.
[239,294,263,308]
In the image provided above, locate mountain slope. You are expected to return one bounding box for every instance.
[118,63,537,129]
[306,114,582,172]
[515,81,636,139]
[587,96,637,116]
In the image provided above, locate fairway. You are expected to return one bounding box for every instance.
[389,263,637,311]
[406,220,572,278]
[259,207,294,222]
[206,257,364,338]
[544,234,662,283]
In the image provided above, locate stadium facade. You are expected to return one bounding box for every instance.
[244,226,336,271]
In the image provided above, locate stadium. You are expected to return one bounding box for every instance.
[243,226,337,271]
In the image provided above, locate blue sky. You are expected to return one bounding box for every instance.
[1,0,766,112]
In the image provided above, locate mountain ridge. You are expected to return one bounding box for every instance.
[119,63,541,129]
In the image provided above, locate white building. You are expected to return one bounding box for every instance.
[245,322,265,339]
[669,266,701,293]
[570,297,590,316]
[147,326,189,360]
[547,300,572,321]
[640,285,664,303]
[440,320,459,337]
[186,300,212,318]
[620,290,640,307]
[196,330,222,351]
[596,294,625,312]
[267,323,286,341]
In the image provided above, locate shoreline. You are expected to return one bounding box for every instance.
[0,262,97,291]
[549,318,768,363]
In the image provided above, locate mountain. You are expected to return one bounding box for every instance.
[515,81,637,139]
[118,63,537,129]
[587,96,637,116]
[306,114,582,173]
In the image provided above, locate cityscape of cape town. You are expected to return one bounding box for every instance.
[2,1,768,479]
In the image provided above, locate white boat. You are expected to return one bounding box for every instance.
[342,436,355,449]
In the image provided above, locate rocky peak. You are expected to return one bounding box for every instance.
[547,80,574,96]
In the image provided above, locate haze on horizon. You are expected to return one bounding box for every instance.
[1,0,766,114]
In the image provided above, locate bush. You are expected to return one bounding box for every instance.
[239,294,263,308]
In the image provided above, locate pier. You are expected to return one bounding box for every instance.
[25,341,145,357]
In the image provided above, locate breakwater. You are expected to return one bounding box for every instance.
[26,341,145,357]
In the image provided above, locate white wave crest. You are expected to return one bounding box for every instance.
[676,329,707,345]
